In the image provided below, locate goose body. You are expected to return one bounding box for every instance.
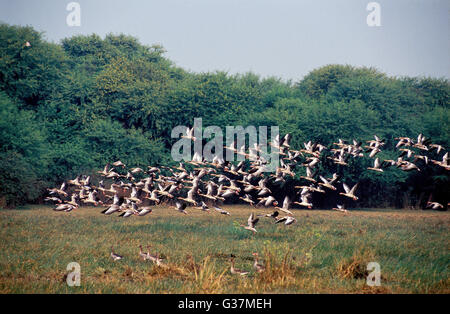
[252,253,265,273]
[110,247,123,261]
[230,258,249,276]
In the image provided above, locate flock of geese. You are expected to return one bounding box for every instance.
[46,132,448,274]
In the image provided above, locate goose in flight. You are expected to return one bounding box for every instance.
[67,175,82,186]
[300,166,317,183]
[275,196,293,215]
[118,207,138,218]
[221,187,239,199]
[275,215,297,225]
[293,193,313,208]
[173,201,188,215]
[98,163,114,176]
[339,183,359,201]
[130,167,144,174]
[240,212,259,234]
[48,182,68,197]
[303,157,320,168]
[399,161,420,172]
[258,210,279,220]
[181,126,196,141]
[332,204,348,213]
[112,160,126,168]
[101,204,121,215]
[431,152,449,169]
[178,187,198,205]
[126,187,142,204]
[136,206,153,216]
[213,206,230,216]
[224,140,237,153]
[413,133,431,150]
[83,190,100,206]
[365,145,381,158]
[399,148,414,159]
[199,182,218,200]
[196,201,211,212]
[145,189,161,204]
[318,175,338,190]
[367,135,385,147]
[367,157,389,172]
[239,194,255,206]
[426,202,444,210]
[256,195,278,207]
[53,203,78,212]
[44,196,62,204]
[414,155,429,165]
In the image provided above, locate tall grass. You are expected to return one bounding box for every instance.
[0,205,448,293]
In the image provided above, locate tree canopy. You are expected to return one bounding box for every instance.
[0,23,448,208]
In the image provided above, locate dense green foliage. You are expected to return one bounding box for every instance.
[0,23,449,207]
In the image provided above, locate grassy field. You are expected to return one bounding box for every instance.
[0,205,448,294]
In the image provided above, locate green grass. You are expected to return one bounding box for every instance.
[0,205,448,293]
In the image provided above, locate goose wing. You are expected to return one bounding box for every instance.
[349,183,359,194]
[343,183,350,194]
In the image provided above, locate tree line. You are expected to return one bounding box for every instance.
[0,23,448,208]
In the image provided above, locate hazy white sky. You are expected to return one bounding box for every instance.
[0,0,448,81]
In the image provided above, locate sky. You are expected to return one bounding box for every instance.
[0,0,448,81]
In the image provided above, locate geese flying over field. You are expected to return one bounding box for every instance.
[47,131,447,222]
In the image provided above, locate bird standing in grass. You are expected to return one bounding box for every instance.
[252,253,265,273]
[230,256,249,276]
[110,247,123,261]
